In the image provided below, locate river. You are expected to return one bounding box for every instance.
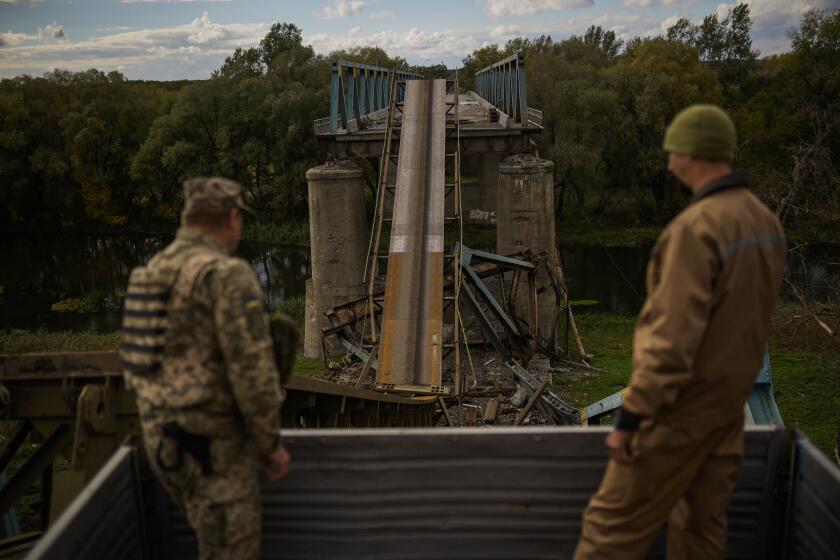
[0,234,836,332]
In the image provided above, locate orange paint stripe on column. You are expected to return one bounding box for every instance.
[376,79,446,389]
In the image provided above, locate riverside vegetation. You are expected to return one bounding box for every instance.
[1,9,839,454]
[1,8,837,239]
[2,304,836,456]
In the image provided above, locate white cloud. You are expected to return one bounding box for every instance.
[1,1,829,80]
[317,0,367,20]
[120,0,233,3]
[184,11,228,44]
[0,12,270,80]
[693,0,835,55]
[659,14,684,33]
[0,31,37,47]
[489,25,520,39]
[368,10,393,20]
[307,26,485,63]
[616,0,701,6]
[38,22,66,43]
[0,0,44,4]
[479,0,594,17]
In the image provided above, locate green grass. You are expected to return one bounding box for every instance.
[4,306,838,456]
[242,220,309,246]
[292,356,326,377]
[50,291,121,314]
[556,309,840,456]
[0,330,121,353]
[554,313,634,409]
[556,222,660,247]
[769,351,840,454]
[0,329,324,377]
[275,296,305,326]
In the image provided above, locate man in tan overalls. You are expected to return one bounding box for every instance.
[574,105,786,559]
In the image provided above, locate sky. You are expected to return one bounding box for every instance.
[0,0,837,80]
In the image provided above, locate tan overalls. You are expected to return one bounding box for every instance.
[575,173,786,559]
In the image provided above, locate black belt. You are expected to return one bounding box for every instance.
[155,422,213,476]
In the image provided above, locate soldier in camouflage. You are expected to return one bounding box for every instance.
[120,177,289,559]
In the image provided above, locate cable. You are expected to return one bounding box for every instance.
[568,187,645,304]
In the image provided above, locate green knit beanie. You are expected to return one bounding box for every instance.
[663,104,736,162]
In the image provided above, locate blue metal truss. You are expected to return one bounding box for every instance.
[580,347,784,426]
[327,60,420,133]
[474,51,528,125]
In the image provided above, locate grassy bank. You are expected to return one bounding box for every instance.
[242,220,309,246]
[3,306,837,456]
[557,222,660,247]
[1,219,311,247]
[0,329,324,377]
[561,307,840,456]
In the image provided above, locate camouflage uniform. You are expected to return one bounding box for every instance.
[121,177,283,560]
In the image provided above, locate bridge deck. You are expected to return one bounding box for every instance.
[318,92,542,158]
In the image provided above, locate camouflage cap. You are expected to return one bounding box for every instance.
[182,177,253,216]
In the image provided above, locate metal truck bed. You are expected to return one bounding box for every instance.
[26,427,840,560]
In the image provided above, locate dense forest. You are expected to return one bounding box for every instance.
[0,8,838,237]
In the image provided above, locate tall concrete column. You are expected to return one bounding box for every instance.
[304,160,369,358]
[460,153,502,225]
[496,155,558,341]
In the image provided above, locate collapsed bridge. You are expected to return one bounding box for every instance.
[0,52,817,559]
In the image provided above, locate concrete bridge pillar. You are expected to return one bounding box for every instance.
[460,153,501,225]
[304,160,369,358]
[496,155,558,342]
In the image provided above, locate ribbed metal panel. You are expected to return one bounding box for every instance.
[152,426,786,559]
[26,447,147,560]
[787,438,840,559]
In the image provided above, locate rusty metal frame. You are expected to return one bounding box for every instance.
[0,423,71,517]
[457,245,580,424]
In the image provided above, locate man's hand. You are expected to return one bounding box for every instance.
[261,445,290,481]
[605,429,636,464]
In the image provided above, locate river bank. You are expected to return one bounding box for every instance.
[2,224,837,458]
[2,303,836,457]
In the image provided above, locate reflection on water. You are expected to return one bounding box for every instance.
[0,234,310,332]
[560,240,840,315]
[1,234,837,332]
[560,245,650,315]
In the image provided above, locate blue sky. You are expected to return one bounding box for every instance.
[0,0,837,80]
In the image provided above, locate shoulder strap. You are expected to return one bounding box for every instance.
[170,252,225,305]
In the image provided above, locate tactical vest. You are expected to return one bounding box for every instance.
[120,251,222,408]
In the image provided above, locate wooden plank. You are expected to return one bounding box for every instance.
[437,397,454,427]
[515,379,549,426]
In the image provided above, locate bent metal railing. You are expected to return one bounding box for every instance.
[321,60,421,134]
[475,51,541,127]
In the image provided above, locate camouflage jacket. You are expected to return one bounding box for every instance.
[121,227,283,456]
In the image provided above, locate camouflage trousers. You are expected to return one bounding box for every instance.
[140,412,262,560]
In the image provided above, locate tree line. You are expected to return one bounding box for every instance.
[0,23,431,231]
[0,9,837,234]
[508,6,839,229]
